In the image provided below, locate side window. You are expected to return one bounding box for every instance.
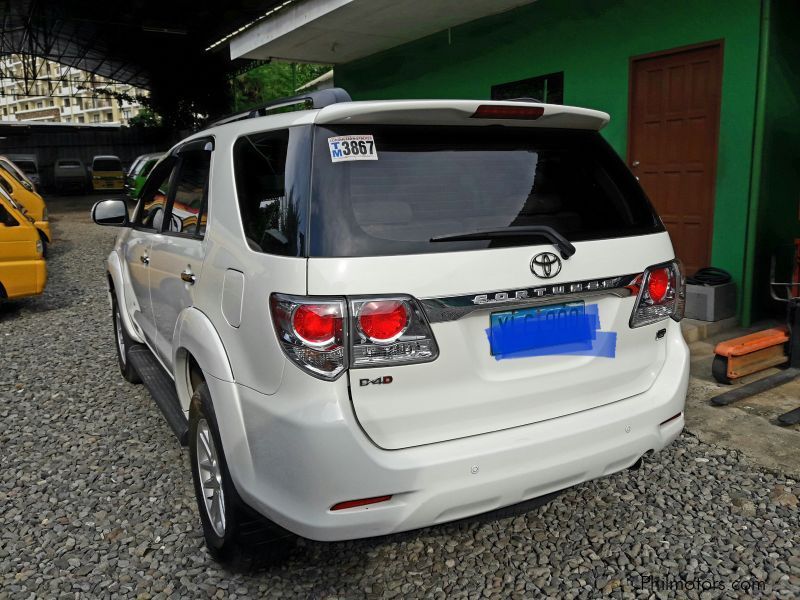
[0,203,19,227]
[0,174,12,195]
[233,129,291,254]
[165,148,210,237]
[135,159,177,230]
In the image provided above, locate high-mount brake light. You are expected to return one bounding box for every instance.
[357,300,409,343]
[471,105,545,120]
[629,261,685,328]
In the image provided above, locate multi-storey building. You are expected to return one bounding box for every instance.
[0,55,146,125]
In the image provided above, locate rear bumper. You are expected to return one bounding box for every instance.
[210,320,689,542]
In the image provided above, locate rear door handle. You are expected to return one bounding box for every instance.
[181,270,196,284]
[631,160,640,167]
[140,254,149,265]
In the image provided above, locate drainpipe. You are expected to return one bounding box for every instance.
[741,0,770,326]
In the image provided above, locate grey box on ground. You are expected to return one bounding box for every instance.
[685,282,737,322]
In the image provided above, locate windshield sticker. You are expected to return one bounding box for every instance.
[328,135,378,163]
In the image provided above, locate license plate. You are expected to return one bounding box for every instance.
[488,301,590,356]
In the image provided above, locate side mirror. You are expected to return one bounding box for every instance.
[92,199,129,226]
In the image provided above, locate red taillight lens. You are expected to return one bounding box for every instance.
[471,105,545,120]
[292,304,341,347]
[358,300,409,343]
[647,268,670,303]
[331,495,392,511]
[629,261,685,328]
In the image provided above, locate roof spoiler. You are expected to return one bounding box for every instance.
[207,87,351,128]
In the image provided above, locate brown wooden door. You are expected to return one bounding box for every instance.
[628,43,722,275]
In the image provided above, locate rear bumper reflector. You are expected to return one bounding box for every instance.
[660,412,682,426]
[331,495,392,511]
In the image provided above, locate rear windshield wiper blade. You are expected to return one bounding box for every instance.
[430,225,576,259]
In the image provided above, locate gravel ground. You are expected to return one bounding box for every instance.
[2,197,800,599]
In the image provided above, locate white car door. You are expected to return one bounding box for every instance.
[148,140,211,371]
[123,158,177,347]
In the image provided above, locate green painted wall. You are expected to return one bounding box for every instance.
[752,0,800,317]
[337,0,764,321]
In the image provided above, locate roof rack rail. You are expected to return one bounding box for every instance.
[207,87,352,128]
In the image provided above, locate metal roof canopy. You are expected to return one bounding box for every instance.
[0,0,285,90]
[229,0,538,64]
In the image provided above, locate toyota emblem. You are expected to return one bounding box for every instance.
[530,252,562,279]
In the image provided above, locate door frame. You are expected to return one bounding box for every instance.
[626,40,724,269]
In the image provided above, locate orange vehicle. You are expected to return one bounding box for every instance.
[0,165,51,252]
[0,186,46,300]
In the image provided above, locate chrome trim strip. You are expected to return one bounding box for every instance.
[420,273,641,323]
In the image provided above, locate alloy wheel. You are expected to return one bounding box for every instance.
[196,418,226,537]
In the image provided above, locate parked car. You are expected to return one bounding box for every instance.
[5,154,40,190]
[90,155,125,192]
[0,166,50,256]
[53,158,88,193]
[0,185,46,300]
[0,155,37,193]
[125,153,163,200]
[93,90,689,562]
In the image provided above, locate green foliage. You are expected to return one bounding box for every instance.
[231,62,331,112]
[127,107,162,128]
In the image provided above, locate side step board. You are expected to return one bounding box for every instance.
[128,345,189,446]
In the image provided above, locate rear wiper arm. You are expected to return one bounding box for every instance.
[431,225,576,259]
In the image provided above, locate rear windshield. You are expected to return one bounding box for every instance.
[14,160,37,174]
[310,125,663,257]
[93,158,121,171]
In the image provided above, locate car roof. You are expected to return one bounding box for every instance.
[93,155,121,160]
[191,99,609,145]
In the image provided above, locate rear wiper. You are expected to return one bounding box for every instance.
[431,225,576,259]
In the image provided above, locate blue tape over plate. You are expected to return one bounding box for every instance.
[486,303,617,360]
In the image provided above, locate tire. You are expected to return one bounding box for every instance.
[189,382,294,564]
[712,354,732,385]
[39,236,48,259]
[111,295,141,384]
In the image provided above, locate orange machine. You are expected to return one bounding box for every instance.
[712,326,789,384]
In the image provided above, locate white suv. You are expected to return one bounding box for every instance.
[93,89,689,561]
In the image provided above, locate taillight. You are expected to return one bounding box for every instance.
[292,304,341,347]
[270,294,347,380]
[357,300,409,343]
[629,260,685,328]
[350,296,438,367]
[270,294,439,379]
[647,268,670,303]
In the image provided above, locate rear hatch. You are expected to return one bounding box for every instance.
[307,117,673,450]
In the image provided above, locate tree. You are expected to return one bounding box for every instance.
[231,62,331,112]
[128,107,162,128]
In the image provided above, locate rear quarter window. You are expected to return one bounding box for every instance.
[232,127,311,257]
[309,125,663,257]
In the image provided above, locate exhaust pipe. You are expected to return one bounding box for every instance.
[629,450,654,471]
